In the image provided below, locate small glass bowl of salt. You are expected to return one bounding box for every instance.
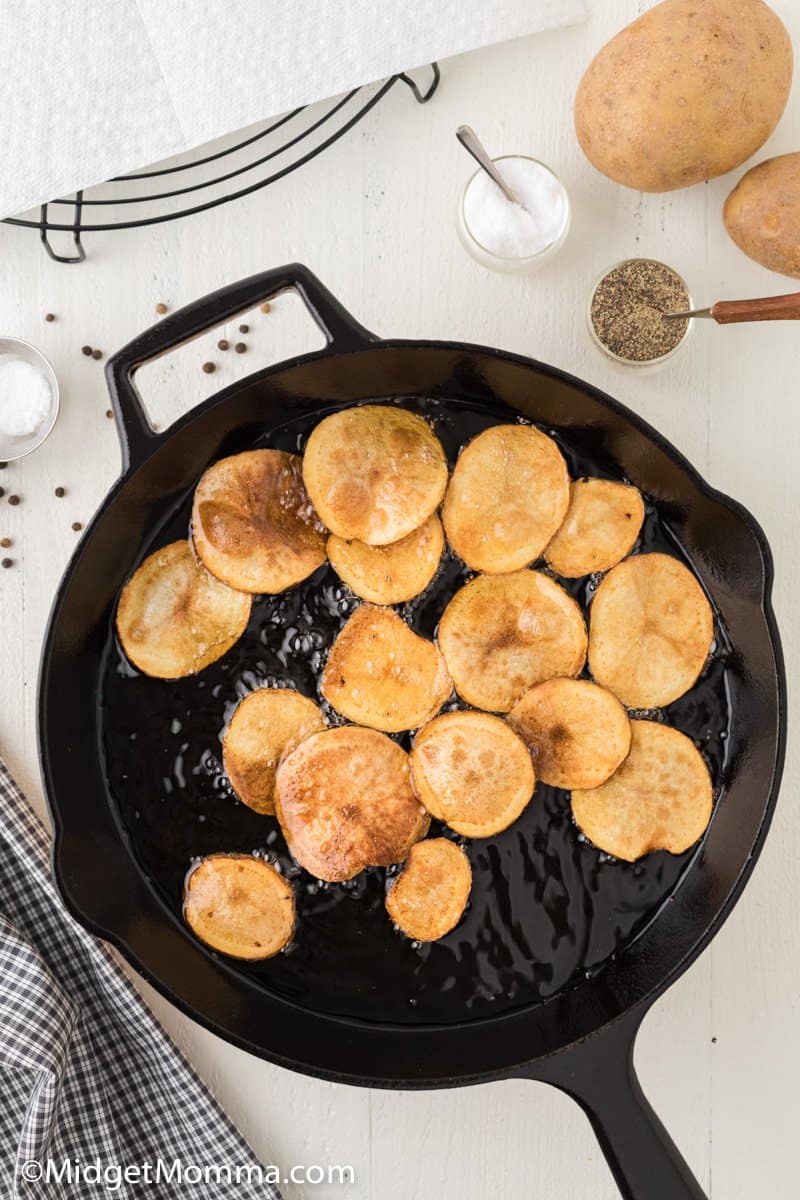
[0,337,60,461]
[457,154,570,272]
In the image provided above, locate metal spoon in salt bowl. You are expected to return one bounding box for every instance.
[455,126,570,273]
[456,125,527,207]
[663,290,800,324]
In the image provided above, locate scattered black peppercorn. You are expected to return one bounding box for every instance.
[217,339,229,351]
[55,486,66,497]
[92,349,103,360]
[238,323,249,334]
[202,362,216,374]
[260,302,271,314]
[72,521,83,532]
[1,558,12,569]
[45,312,55,322]
[81,345,93,357]
[234,342,247,354]
[0,537,10,548]
[8,495,20,506]
[0,488,4,499]
[106,409,113,419]
[156,302,168,314]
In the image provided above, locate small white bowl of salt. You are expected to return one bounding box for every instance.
[0,337,59,461]
[457,150,570,273]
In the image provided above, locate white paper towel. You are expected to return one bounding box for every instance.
[1,1,585,220]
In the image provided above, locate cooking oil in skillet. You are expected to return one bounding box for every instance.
[101,397,732,1025]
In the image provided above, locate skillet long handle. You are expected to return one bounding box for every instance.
[521,1006,707,1200]
[105,263,377,471]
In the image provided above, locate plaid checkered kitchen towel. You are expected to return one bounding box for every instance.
[0,757,280,1199]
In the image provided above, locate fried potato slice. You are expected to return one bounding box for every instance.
[183,853,295,959]
[275,726,430,881]
[386,838,472,942]
[327,513,444,605]
[410,711,535,837]
[116,540,251,679]
[507,677,631,790]
[321,605,452,732]
[588,552,713,708]
[303,405,448,545]
[442,424,570,573]
[545,477,645,578]
[438,570,587,713]
[192,449,326,593]
[222,689,327,815]
[571,720,713,862]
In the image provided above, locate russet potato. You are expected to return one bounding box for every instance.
[575,0,793,193]
[724,152,800,277]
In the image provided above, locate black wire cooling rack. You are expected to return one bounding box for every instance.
[3,64,440,264]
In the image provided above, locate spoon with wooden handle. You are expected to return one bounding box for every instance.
[663,291,800,323]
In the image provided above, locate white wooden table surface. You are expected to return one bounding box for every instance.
[1,2,798,1196]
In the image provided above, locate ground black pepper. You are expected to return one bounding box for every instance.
[590,259,690,363]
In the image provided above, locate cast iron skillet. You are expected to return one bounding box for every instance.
[39,264,785,1200]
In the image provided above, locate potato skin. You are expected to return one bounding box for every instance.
[575,0,793,193]
[724,153,800,277]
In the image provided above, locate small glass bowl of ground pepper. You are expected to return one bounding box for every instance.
[587,258,693,368]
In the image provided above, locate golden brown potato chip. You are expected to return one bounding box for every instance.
[438,570,587,713]
[222,689,327,815]
[571,720,713,862]
[116,540,251,679]
[410,711,535,837]
[302,405,448,545]
[386,838,472,942]
[183,853,295,959]
[192,449,326,593]
[327,513,444,605]
[507,677,631,790]
[588,553,713,708]
[442,424,570,573]
[321,605,452,732]
[275,726,429,881]
[545,478,645,578]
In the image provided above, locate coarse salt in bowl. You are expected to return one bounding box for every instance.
[0,337,60,461]
[458,154,570,272]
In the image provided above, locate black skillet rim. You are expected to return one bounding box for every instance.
[38,337,787,1088]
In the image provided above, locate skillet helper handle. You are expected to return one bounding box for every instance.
[105,263,377,471]
[524,1006,707,1200]
[711,290,800,323]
